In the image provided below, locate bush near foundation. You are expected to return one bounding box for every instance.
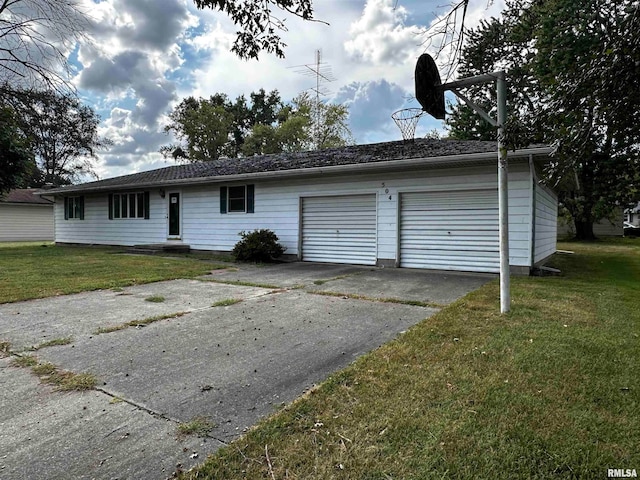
[232,229,286,262]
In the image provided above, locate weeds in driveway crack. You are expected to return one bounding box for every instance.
[312,272,364,286]
[198,278,282,290]
[211,298,243,307]
[94,311,188,334]
[145,295,166,303]
[177,416,216,438]
[27,336,73,351]
[308,291,444,308]
[10,354,96,391]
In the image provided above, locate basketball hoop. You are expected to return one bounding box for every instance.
[391,108,425,142]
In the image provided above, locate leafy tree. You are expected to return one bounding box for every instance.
[162,90,285,161]
[289,92,353,151]
[446,0,640,239]
[162,89,353,161]
[5,88,110,185]
[0,106,35,194]
[192,0,318,59]
[161,96,235,162]
[0,0,87,93]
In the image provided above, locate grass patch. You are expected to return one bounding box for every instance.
[200,278,282,290]
[10,354,96,390]
[0,340,11,357]
[11,354,38,368]
[211,298,242,307]
[0,243,227,304]
[94,312,188,334]
[145,295,166,303]
[177,416,216,438]
[181,240,640,479]
[28,336,73,350]
[310,290,444,308]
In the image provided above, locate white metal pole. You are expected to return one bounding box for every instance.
[496,71,510,313]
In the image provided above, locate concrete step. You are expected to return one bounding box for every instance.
[126,243,191,254]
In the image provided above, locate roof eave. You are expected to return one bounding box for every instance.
[40,146,553,196]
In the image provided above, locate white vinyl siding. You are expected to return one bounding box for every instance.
[0,204,54,241]
[533,183,558,263]
[399,189,499,273]
[301,194,377,265]
[54,191,166,245]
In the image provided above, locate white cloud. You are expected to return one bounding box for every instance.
[344,0,420,66]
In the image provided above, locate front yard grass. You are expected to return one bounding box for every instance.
[0,243,225,303]
[181,239,640,479]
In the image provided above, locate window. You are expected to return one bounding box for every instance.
[220,185,254,214]
[228,186,246,212]
[64,196,84,220]
[109,192,149,219]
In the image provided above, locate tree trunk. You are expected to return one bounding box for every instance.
[574,218,596,240]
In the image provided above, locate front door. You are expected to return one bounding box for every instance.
[168,192,180,238]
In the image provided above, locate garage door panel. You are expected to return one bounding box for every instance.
[302,194,377,265]
[400,190,499,273]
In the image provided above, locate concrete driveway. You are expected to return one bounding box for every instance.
[0,262,492,479]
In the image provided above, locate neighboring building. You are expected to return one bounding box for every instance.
[40,139,557,275]
[0,189,54,242]
[625,202,640,227]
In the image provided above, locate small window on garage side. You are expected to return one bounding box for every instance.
[220,185,254,214]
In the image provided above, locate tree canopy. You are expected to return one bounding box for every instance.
[0,105,35,194]
[446,0,640,239]
[3,88,110,186]
[161,89,352,162]
[192,0,318,59]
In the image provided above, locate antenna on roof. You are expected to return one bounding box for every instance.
[290,49,337,147]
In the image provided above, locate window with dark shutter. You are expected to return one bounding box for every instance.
[221,185,254,213]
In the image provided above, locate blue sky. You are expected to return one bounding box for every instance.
[69,0,505,179]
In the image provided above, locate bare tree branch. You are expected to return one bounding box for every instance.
[0,0,89,94]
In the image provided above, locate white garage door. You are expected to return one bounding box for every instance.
[400,190,499,273]
[302,194,377,265]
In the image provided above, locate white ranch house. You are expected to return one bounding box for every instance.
[42,139,557,275]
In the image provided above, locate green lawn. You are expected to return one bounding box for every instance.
[0,243,225,303]
[181,239,640,479]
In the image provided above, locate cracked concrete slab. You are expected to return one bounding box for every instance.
[36,290,434,443]
[0,357,221,480]
[307,267,495,305]
[0,279,271,351]
[202,262,369,288]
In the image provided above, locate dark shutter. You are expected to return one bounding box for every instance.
[220,186,228,214]
[108,194,113,220]
[246,184,255,213]
[64,197,69,220]
[144,191,150,219]
[79,196,85,220]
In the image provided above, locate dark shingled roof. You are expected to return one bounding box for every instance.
[46,138,547,194]
[1,189,54,204]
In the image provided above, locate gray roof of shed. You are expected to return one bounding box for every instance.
[1,189,54,204]
[45,138,551,195]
